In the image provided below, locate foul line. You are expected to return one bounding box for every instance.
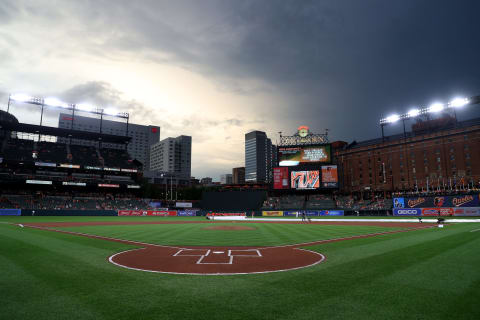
[21,223,433,251]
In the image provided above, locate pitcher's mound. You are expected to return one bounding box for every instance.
[203,226,256,231]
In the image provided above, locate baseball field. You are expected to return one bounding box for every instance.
[1,216,479,320]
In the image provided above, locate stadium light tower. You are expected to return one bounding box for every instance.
[7,93,130,145]
[379,94,480,141]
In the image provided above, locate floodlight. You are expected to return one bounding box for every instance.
[44,97,69,108]
[10,94,33,102]
[428,103,444,113]
[450,97,468,108]
[103,108,118,115]
[407,109,420,118]
[76,103,95,112]
[386,114,400,123]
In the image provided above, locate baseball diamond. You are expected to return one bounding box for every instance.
[21,219,431,275]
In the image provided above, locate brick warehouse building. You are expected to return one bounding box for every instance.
[335,116,480,194]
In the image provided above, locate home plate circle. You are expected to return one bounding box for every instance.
[109,245,325,275]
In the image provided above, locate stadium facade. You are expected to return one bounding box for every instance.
[336,116,480,193]
[58,113,160,169]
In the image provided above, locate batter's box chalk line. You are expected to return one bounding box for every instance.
[172,248,262,265]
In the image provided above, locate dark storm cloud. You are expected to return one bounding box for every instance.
[3,0,480,144]
[57,0,479,142]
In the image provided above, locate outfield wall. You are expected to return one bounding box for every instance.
[393,207,480,217]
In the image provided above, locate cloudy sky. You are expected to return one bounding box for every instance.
[1,0,479,180]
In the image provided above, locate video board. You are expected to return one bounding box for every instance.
[321,165,338,188]
[279,145,331,166]
[273,167,289,189]
[291,170,320,189]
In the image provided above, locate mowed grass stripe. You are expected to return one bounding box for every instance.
[1,222,479,320]
[56,223,408,247]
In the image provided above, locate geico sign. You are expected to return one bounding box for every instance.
[397,209,419,215]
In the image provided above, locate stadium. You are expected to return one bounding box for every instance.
[1,93,480,320]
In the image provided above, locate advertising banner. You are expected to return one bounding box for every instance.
[321,165,338,188]
[118,210,144,216]
[59,164,81,169]
[393,208,422,216]
[421,208,454,216]
[148,210,177,216]
[207,212,246,216]
[149,202,162,208]
[0,209,21,216]
[26,180,52,185]
[177,210,199,216]
[394,195,480,208]
[62,182,86,186]
[273,167,290,189]
[279,145,331,166]
[35,162,56,167]
[98,184,120,188]
[118,210,177,216]
[262,211,283,217]
[453,207,480,216]
[176,202,193,208]
[283,211,302,217]
[291,170,320,189]
[319,210,344,216]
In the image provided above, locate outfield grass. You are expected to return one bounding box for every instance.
[1,217,479,320]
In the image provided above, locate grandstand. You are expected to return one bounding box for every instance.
[0,109,142,197]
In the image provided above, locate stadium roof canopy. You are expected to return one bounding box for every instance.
[0,120,131,144]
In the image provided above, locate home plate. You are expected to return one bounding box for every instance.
[213,251,224,254]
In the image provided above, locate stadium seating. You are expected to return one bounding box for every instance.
[36,142,68,163]
[0,138,136,170]
[69,145,100,166]
[100,148,135,168]
[0,193,153,210]
[2,139,34,162]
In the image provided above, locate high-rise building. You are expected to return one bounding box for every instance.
[245,130,276,183]
[58,113,160,169]
[220,174,233,185]
[200,177,213,185]
[150,135,192,178]
[232,167,245,184]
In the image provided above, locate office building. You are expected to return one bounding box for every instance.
[245,130,276,183]
[232,167,245,184]
[150,135,192,178]
[220,174,233,185]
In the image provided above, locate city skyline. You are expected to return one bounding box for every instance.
[1,0,480,179]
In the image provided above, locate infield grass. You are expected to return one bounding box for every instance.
[1,217,479,320]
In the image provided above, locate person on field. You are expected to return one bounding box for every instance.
[301,211,306,222]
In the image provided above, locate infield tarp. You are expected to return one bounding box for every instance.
[0,209,21,216]
[393,195,480,208]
